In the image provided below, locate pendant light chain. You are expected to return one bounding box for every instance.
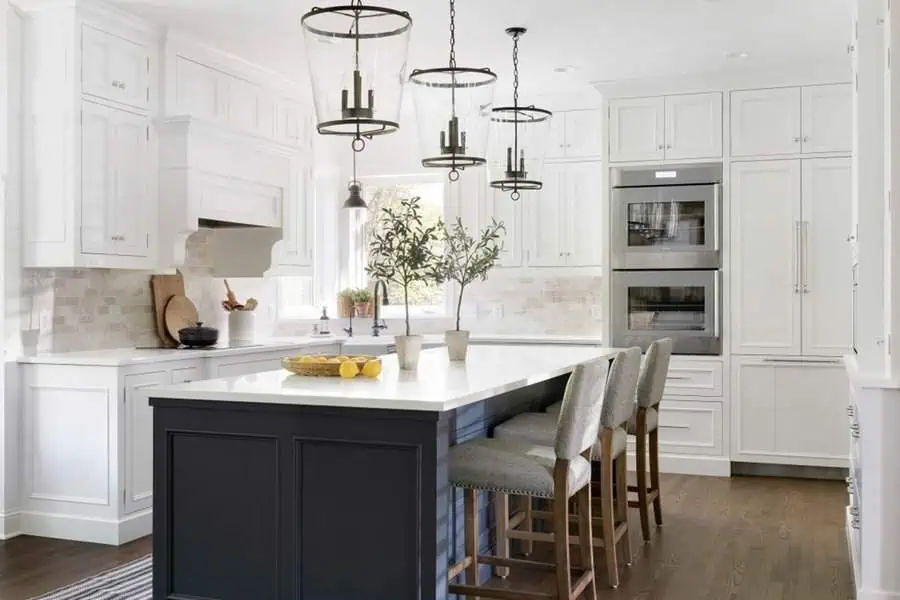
[448,0,457,69]
[510,30,521,200]
[512,30,520,109]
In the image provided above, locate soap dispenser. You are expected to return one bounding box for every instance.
[319,306,331,335]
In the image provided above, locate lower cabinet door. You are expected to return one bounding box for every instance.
[124,370,170,514]
[628,399,723,456]
[732,357,849,467]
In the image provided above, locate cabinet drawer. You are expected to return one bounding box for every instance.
[630,399,723,455]
[664,359,723,397]
[215,358,282,377]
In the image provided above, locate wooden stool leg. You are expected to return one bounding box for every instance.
[636,431,651,541]
[522,495,534,556]
[615,454,632,567]
[552,483,572,598]
[576,483,598,600]
[599,440,619,588]
[650,428,663,527]
[464,488,480,597]
[494,492,510,578]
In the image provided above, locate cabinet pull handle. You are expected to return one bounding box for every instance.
[803,136,810,143]
[666,375,690,380]
[761,358,841,365]
[794,221,801,293]
[793,136,801,143]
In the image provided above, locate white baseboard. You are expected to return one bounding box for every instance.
[858,589,900,600]
[19,509,151,546]
[628,451,731,477]
[0,511,22,539]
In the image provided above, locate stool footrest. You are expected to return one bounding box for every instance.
[449,583,553,600]
[448,556,473,580]
[477,554,557,572]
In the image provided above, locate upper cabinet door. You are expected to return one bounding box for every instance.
[730,88,802,157]
[80,102,115,255]
[563,110,604,158]
[544,112,568,160]
[801,84,852,154]
[81,25,150,111]
[111,110,151,258]
[527,164,565,267]
[174,57,226,122]
[730,160,803,355]
[801,158,853,356]
[565,162,604,266]
[664,93,723,160]
[608,97,665,162]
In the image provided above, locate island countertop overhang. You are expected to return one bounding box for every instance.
[148,344,624,412]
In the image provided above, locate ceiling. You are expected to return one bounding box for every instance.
[112,0,854,96]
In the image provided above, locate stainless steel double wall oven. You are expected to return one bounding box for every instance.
[610,163,723,355]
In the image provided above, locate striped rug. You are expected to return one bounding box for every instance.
[30,555,151,600]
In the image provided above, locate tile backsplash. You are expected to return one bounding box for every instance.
[21,230,605,354]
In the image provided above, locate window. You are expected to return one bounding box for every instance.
[349,175,447,318]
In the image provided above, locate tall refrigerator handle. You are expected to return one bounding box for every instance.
[794,221,801,294]
[802,221,810,294]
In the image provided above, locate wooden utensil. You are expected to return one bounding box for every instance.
[244,298,258,311]
[150,272,186,347]
[164,295,200,342]
[223,280,242,310]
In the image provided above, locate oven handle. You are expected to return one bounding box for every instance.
[712,183,721,252]
[713,270,721,338]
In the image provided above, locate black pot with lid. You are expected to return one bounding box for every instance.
[178,322,219,348]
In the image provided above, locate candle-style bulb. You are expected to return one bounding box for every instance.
[506,147,513,173]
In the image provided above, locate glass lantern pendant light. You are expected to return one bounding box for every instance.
[489,27,552,201]
[408,0,497,181]
[343,147,368,209]
[301,0,412,152]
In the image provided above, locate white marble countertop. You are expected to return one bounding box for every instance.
[339,333,604,347]
[16,337,340,366]
[148,345,623,412]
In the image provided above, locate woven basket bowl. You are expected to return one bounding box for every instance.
[282,355,378,377]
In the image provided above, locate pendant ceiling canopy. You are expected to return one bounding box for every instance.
[489,27,553,201]
[408,0,497,181]
[302,0,412,151]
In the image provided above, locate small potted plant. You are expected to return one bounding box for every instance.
[352,288,373,318]
[337,288,355,318]
[439,217,505,360]
[368,197,443,370]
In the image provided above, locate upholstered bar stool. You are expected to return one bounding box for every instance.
[446,356,609,600]
[493,347,642,588]
[626,338,673,541]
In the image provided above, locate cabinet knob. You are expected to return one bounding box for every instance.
[657,144,664,150]
[847,235,856,242]
[802,136,810,143]
[793,137,801,143]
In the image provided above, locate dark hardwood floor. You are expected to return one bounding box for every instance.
[0,474,853,600]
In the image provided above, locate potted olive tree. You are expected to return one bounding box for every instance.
[440,217,504,361]
[367,197,443,370]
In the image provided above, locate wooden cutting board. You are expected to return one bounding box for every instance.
[164,295,199,342]
[150,272,185,347]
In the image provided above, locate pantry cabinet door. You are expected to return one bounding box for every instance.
[565,162,604,266]
[664,93,723,160]
[801,158,852,356]
[730,160,802,355]
[731,87,802,157]
[608,97,665,162]
[527,164,565,267]
[564,110,604,158]
[801,84,852,154]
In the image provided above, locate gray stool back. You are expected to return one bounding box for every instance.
[601,347,642,430]
[555,356,610,460]
[637,338,674,408]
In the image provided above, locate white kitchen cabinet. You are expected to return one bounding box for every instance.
[482,187,524,268]
[730,158,851,357]
[664,93,723,160]
[525,161,603,267]
[22,8,158,270]
[801,84,853,154]
[173,56,225,121]
[123,370,169,514]
[731,85,851,157]
[730,160,803,355]
[732,357,849,467]
[80,102,151,258]
[545,110,604,160]
[608,97,665,162]
[81,24,150,112]
[731,87,801,157]
[801,158,853,355]
[608,93,722,162]
[274,160,314,268]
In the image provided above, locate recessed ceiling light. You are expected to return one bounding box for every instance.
[726,51,750,59]
[553,65,578,74]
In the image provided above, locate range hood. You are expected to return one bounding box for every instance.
[158,116,293,277]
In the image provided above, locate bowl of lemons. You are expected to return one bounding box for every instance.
[282,354,382,379]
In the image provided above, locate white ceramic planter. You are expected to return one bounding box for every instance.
[445,330,470,361]
[395,335,423,371]
[228,310,256,344]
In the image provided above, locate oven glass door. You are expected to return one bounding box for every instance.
[612,184,720,269]
[612,270,721,354]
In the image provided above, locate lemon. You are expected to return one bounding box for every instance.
[336,355,350,362]
[339,361,360,378]
[315,356,328,363]
[326,357,341,364]
[361,360,382,378]
[353,356,369,362]
[300,355,315,364]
